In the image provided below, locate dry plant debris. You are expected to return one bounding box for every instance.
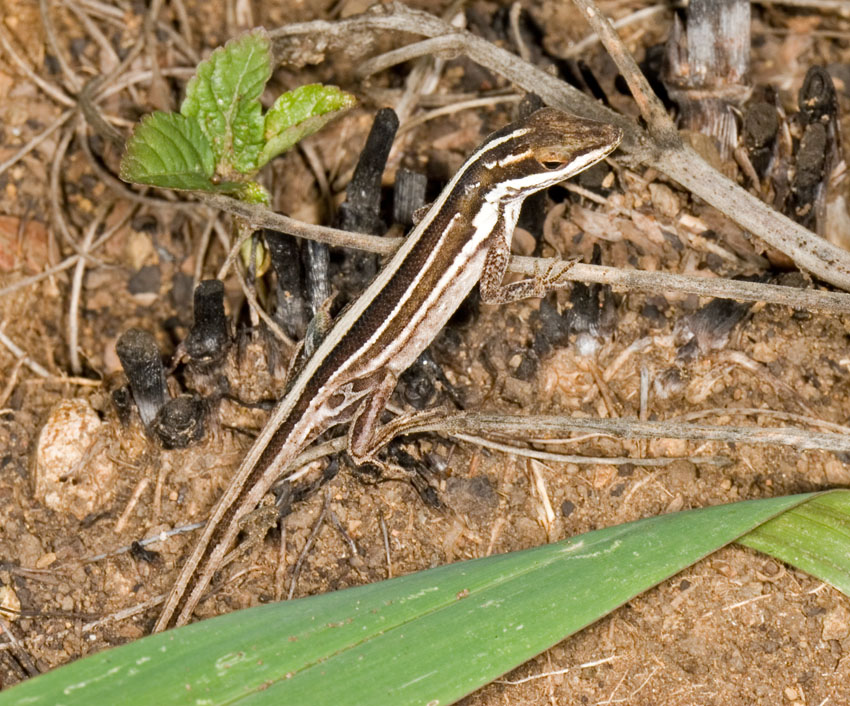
[1,0,850,703]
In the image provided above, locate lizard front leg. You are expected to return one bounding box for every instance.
[479,219,576,304]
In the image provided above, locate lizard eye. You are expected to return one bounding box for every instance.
[541,160,566,170]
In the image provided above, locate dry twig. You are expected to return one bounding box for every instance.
[270,3,850,291]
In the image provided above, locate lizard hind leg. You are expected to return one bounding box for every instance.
[346,370,399,470]
[347,370,445,469]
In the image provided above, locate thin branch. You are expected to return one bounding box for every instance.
[49,125,83,252]
[68,205,109,373]
[194,197,850,315]
[0,325,51,378]
[200,193,399,255]
[39,0,83,92]
[453,433,728,467]
[65,0,120,73]
[356,34,465,78]
[214,215,252,281]
[380,512,392,579]
[83,522,205,563]
[674,407,850,435]
[67,195,132,373]
[512,259,850,316]
[270,4,850,292]
[212,220,295,347]
[0,22,76,107]
[287,491,331,600]
[571,0,676,140]
[0,617,39,677]
[0,109,74,178]
[279,412,849,486]
[168,0,195,56]
[396,94,523,136]
[0,359,24,408]
[192,219,216,287]
[508,2,532,63]
[406,412,850,454]
[0,256,81,299]
[561,5,670,59]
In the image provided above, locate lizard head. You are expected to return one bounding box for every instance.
[472,107,623,199]
[524,107,623,177]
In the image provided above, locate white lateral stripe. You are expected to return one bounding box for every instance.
[368,204,500,371]
[284,127,533,400]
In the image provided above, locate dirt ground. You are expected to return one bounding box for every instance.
[2,0,850,704]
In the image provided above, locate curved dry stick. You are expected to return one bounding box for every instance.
[68,207,108,373]
[395,94,523,136]
[67,197,132,373]
[562,5,669,59]
[406,412,850,454]
[0,22,75,107]
[357,34,463,77]
[0,109,73,178]
[211,220,295,347]
[39,0,82,93]
[194,194,850,315]
[49,125,85,253]
[269,4,850,291]
[200,193,400,255]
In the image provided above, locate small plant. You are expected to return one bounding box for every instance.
[120,28,355,203]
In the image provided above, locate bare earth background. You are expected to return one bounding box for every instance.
[1,0,850,703]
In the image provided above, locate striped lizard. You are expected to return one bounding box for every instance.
[154,107,622,631]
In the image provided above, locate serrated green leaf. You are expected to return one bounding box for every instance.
[257,84,356,167]
[181,28,272,175]
[119,112,218,191]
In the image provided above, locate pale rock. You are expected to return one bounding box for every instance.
[34,399,118,521]
[822,605,850,641]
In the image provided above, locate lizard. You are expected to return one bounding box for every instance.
[154,107,623,632]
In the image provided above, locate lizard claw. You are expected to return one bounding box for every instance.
[529,257,580,296]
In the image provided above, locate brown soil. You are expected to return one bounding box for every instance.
[1,1,850,704]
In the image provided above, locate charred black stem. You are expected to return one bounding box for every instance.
[116,328,168,428]
[184,279,230,368]
[337,107,399,235]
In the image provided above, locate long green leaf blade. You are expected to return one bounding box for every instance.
[258,84,356,167]
[1,493,820,706]
[180,28,271,175]
[739,491,850,594]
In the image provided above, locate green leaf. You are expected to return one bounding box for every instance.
[180,28,272,175]
[2,492,829,706]
[119,112,218,191]
[258,84,356,167]
[739,491,850,594]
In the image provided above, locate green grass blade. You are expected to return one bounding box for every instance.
[738,491,850,594]
[258,84,356,167]
[180,29,271,174]
[2,493,823,706]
